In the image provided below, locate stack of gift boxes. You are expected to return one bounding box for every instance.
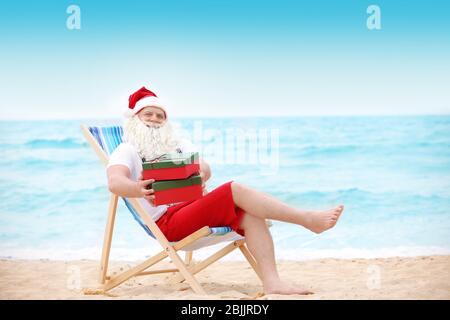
[142,152,203,205]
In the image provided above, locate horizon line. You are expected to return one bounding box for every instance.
[1,113,450,122]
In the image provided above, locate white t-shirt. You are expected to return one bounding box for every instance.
[106,139,197,221]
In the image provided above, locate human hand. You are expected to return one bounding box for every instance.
[137,173,155,205]
[200,171,208,196]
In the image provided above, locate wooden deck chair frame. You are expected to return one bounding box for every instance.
[81,124,262,295]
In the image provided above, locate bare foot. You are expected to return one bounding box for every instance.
[264,280,314,295]
[305,205,344,234]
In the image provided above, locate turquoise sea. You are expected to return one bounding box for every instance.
[0,116,449,261]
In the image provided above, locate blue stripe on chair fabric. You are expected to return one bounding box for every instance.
[123,198,156,238]
[89,127,105,152]
[88,126,155,238]
[210,227,232,235]
[88,125,235,243]
[101,126,123,155]
[100,127,113,154]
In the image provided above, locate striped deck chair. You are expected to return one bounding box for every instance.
[81,124,262,294]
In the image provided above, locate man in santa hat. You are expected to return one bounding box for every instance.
[107,86,344,295]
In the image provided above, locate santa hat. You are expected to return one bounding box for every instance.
[124,86,167,118]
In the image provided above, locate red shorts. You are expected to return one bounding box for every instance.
[156,181,246,242]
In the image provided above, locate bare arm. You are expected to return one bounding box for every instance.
[107,165,155,204]
[199,158,211,182]
[199,158,211,196]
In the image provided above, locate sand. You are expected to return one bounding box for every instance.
[1,255,449,300]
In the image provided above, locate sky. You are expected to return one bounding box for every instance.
[0,0,449,119]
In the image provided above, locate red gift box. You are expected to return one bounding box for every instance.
[142,152,200,181]
[151,174,203,205]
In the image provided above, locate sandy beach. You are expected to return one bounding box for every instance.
[1,255,449,300]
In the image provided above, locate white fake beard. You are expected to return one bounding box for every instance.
[123,116,182,161]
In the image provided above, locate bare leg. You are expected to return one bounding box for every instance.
[240,213,313,295]
[231,182,344,233]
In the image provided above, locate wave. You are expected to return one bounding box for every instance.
[0,157,96,170]
[16,185,108,198]
[1,245,449,261]
[281,141,450,157]
[278,187,450,203]
[0,187,109,215]
[295,144,360,154]
[0,138,87,149]
[25,138,87,149]
[274,246,450,261]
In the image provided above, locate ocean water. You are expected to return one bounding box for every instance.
[0,116,449,261]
